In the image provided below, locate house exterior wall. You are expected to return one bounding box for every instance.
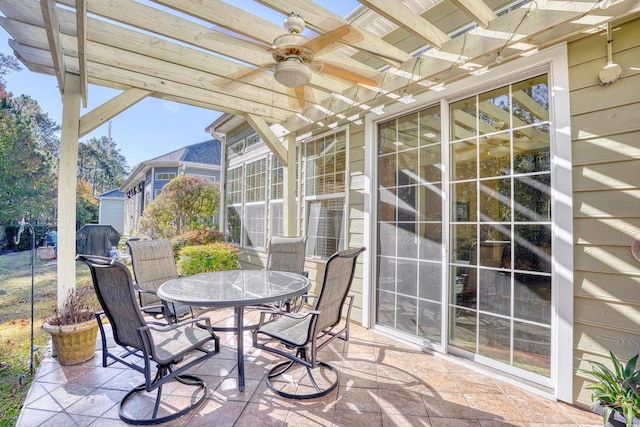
[123,190,143,236]
[225,16,640,406]
[98,198,125,234]
[568,17,640,405]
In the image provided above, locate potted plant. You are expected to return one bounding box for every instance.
[43,286,100,365]
[582,351,640,427]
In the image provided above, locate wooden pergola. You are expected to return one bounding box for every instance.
[1,0,639,306]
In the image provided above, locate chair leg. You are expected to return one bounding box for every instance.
[266,360,339,400]
[119,372,208,425]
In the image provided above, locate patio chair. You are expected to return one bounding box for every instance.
[126,238,193,323]
[76,254,220,425]
[252,246,366,399]
[265,235,308,311]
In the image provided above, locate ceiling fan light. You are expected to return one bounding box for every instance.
[274,59,312,88]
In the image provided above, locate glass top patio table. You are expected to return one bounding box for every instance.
[157,270,310,391]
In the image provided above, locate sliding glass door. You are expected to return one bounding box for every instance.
[375,74,553,379]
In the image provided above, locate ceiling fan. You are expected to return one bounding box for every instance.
[218,13,379,110]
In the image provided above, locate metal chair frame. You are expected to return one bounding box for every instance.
[252,247,365,399]
[126,238,193,323]
[265,235,308,312]
[77,254,220,425]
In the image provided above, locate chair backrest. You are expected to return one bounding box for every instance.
[126,239,178,306]
[313,247,366,332]
[77,255,147,351]
[266,236,307,275]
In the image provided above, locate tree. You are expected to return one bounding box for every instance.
[0,53,20,105]
[0,98,57,224]
[138,175,219,239]
[77,136,129,196]
[76,178,98,226]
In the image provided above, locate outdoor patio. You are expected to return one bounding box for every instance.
[17,308,601,427]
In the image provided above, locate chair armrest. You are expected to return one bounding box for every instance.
[256,307,320,328]
[141,315,212,334]
[133,284,157,296]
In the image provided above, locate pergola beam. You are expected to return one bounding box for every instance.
[75,0,87,106]
[39,0,65,95]
[356,0,451,49]
[79,88,151,137]
[450,0,497,29]
[244,114,288,166]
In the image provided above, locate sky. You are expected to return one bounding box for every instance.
[0,0,361,168]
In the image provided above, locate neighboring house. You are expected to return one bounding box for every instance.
[208,16,640,408]
[96,189,125,234]
[120,139,222,235]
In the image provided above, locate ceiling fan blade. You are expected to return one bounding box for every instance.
[290,86,315,110]
[304,25,352,54]
[212,66,269,89]
[319,62,379,87]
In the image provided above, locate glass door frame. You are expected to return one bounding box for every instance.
[363,44,573,402]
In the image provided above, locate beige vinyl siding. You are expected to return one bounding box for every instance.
[347,123,366,323]
[569,17,640,405]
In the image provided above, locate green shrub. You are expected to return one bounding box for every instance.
[177,243,240,275]
[170,229,225,259]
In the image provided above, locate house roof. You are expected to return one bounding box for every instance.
[2,0,639,143]
[120,139,222,190]
[145,139,221,166]
[97,189,125,199]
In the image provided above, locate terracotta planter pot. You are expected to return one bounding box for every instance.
[43,318,99,365]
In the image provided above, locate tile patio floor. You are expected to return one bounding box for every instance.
[17,309,602,426]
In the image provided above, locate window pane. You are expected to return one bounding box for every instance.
[306,199,345,259]
[514,173,551,222]
[514,274,551,324]
[397,112,419,150]
[479,178,511,222]
[269,201,284,238]
[398,149,419,186]
[478,314,510,364]
[514,225,551,273]
[418,299,441,341]
[451,140,477,181]
[379,118,397,154]
[397,259,418,297]
[450,96,477,141]
[512,75,549,125]
[397,295,417,334]
[226,206,242,244]
[513,322,551,376]
[244,204,265,248]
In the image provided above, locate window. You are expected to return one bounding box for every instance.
[155,173,176,180]
[269,152,298,237]
[243,159,266,248]
[226,167,243,244]
[304,130,347,259]
[246,133,262,149]
[229,140,244,157]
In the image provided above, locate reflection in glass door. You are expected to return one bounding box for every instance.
[376,106,444,342]
[449,74,552,377]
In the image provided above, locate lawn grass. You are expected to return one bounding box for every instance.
[0,251,93,426]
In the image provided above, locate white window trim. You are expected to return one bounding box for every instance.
[365,43,572,402]
[301,126,350,261]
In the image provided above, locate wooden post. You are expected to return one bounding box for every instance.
[57,73,81,309]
